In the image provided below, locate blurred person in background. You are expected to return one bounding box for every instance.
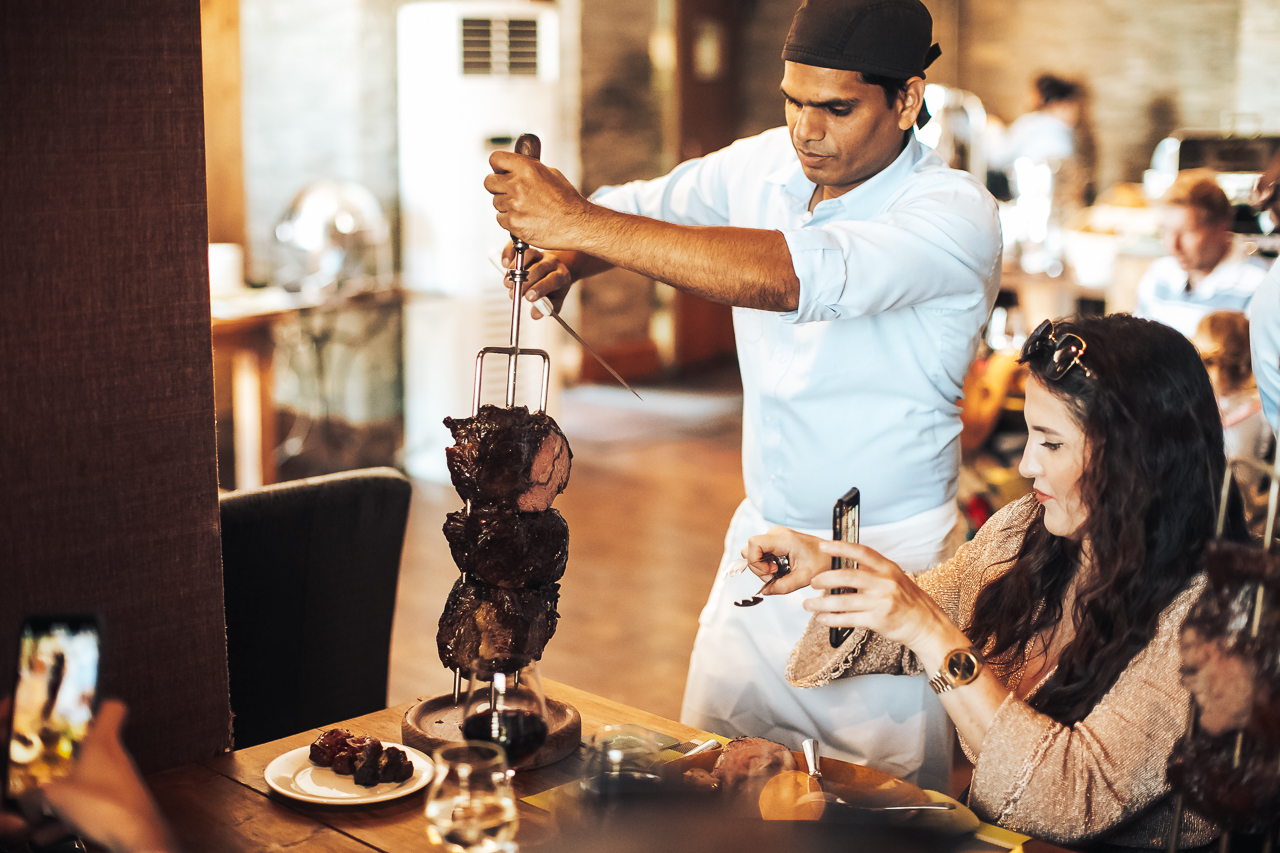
[1248,150,1280,436]
[986,74,1093,203]
[1136,171,1268,338]
[1193,311,1273,536]
[992,74,1082,169]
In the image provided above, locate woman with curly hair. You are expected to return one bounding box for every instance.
[745,314,1246,848]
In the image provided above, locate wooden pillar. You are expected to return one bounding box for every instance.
[0,0,232,770]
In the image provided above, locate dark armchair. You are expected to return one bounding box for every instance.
[219,467,412,749]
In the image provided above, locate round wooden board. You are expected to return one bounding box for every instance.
[402,693,582,771]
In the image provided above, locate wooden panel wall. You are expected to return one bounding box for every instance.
[0,1,232,770]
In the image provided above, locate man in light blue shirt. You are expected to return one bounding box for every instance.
[486,0,1001,791]
[1136,172,1267,338]
[1248,154,1280,431]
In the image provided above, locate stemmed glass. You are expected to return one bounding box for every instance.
[461,656,549,767]
[425,741,518,853]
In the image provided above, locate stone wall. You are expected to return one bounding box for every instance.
[1237,0,1280,131]
[958,0,1246,192]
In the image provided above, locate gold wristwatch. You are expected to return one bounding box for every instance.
[928,647,982,694]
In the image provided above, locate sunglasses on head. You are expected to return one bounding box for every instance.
[1020,319,1094,381]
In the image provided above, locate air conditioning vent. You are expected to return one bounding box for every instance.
[508,20,538,75]
[461,18,493,74]
[460,17,538,76]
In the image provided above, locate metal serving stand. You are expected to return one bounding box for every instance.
[402,134,581,770]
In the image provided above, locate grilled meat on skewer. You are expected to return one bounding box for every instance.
[445,405,572,512]
[443,505,569,589]
[436,577,560,675]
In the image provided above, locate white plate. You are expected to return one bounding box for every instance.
[264,741,434,805]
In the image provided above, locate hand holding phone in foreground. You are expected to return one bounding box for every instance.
[2,697,180,853]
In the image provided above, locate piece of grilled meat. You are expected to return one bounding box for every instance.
[436,577,561,675]
[710,737,798,795]
[445,405,572,512]
[443,505,569,589]
[309,730,416,787]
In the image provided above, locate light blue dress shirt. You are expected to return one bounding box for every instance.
[592,129,1002,528]
[1250,260,1280,429]
[1135,249,1268,340]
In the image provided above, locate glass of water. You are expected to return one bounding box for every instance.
[425,741,518,853]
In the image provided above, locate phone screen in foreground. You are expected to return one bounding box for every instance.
[7,619,99,800]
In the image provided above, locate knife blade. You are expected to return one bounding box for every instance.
[534,296,643,400]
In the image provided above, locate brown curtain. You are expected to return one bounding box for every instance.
[0,1,232,770]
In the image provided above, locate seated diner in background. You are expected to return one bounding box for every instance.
[744,314,1245,848]
[1135,170,1268,339]
[1192,310,1274,536]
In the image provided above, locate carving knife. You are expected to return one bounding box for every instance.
[533,296,643,401]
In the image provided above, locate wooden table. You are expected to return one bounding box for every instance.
[146,680,1070,852]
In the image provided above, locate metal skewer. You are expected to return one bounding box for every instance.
[505,133,540,406]
[453,134,554,704]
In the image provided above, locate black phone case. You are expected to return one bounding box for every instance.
[830,488,860,648]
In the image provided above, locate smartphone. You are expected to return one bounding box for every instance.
[4,615,101,806]
[829,487,860,648]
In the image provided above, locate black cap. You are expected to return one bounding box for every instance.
[782,0,942,80]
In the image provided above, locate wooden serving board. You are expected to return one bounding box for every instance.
[401,693,582,771]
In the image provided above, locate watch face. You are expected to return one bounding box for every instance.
[947,650,978,682]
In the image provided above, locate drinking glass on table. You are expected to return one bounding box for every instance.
[425,742,518,853]
[461,657,549,767]
[580,724,663,799]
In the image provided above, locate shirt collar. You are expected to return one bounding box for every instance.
[768,133,929,219]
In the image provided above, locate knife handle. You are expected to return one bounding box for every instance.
[801,738,821,777]
[515,133,541,161]
[510,134,541,255]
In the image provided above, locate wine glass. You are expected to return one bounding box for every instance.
[425,741,518,853]
[461,656,549,767]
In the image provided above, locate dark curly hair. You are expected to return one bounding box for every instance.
[965,314,1246,725]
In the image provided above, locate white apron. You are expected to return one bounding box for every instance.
[680,498,964,794]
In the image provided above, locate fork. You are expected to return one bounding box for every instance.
[732,554,791,607]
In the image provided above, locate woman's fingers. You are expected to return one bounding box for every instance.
[743,527,826,594]
[816,541,900,573]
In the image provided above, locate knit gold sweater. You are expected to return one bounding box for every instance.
[786,495,1215,849]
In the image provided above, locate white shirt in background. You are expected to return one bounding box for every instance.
[989,111,1074,171]
[1135,243,1268,339]
[1250,260,1280,428]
